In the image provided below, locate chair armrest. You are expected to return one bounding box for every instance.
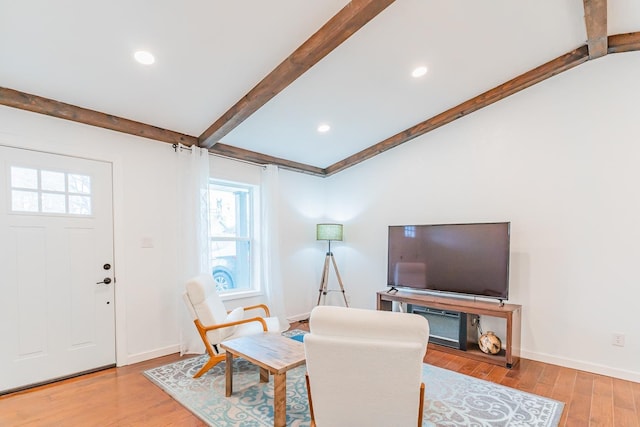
[225,304,271,317]
[197,316,268,333]
[242,303,271,317]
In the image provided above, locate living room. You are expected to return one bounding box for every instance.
[5,44,638,380]
[1,1,639,424]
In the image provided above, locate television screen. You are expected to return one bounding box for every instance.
[387,222,510,300]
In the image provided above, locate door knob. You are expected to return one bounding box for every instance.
[97,277,112,285]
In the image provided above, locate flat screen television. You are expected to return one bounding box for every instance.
[387,222,510,300]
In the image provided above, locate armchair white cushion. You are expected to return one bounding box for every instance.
[183,274,282,377]
[304,306,429,427]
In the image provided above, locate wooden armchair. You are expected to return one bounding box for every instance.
[183,274,282,378]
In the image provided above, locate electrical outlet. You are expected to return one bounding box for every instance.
[612,333,626,347]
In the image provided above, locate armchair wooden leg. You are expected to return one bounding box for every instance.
[193,354,224,378]
[417,382,425,427]
[305,373,316,427]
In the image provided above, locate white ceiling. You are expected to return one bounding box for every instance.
[1,1,639,169]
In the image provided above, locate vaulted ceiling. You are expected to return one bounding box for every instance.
[1,1,639,177]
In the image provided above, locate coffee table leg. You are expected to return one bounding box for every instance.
[273,372,286,427]
[260,367,269,383]
[225,352,233,397]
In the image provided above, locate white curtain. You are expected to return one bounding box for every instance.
[261,165,290,330]
[177,144,210,354]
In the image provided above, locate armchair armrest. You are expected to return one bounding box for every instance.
[242,303,271,317]
[225,303,271,318]
[196,316,268,333]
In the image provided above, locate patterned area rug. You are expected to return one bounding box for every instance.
[144,335,563,426]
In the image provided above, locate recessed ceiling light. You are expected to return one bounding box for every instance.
[134,50,155,65]
[317,123,331,133]
[411,66,428,78]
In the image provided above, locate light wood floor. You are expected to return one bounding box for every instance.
[1,321,638,426]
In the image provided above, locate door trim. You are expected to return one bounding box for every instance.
[0,142,127,367]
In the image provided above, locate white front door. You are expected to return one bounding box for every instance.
[0,145,115,393]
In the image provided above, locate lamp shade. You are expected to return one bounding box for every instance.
[316,223,343,241]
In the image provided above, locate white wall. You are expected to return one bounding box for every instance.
[0,105,332,366]
[0,106,183,364]
[278,169,329,319]
[318,52,640,382]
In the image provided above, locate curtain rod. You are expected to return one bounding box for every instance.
[172,143,266,169]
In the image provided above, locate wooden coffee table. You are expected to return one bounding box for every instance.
[220,333,306,427]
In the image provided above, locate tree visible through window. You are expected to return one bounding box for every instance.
[209,180,256,294]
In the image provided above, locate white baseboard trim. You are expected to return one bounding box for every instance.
[520,349,640,383]
[120,344,181,367]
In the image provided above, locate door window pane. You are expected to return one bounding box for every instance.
[69,195,92,215]
[41,170,66,192]
[10,167,38,189]
[68,174,91,194]
[41,193,66,213]
[11,190,39,212]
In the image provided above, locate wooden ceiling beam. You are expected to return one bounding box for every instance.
[0,87,197,146]
[583,0,608,59]
[209,143,326,177]
[324,46,590,176]
[608,31,640,53]
[0,87,326,175]
[198,0,396,149]
[0,86,327,175]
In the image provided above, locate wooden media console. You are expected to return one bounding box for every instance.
[377,290,522,368]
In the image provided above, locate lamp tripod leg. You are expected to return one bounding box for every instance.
[316,253,331,306]
[330,253,349,307]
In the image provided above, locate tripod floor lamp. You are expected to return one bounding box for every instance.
[316,223,349,307]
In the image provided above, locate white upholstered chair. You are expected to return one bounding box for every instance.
[304,306,430,427]
[183,274,282,378]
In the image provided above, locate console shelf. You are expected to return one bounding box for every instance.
[377,290,522,368]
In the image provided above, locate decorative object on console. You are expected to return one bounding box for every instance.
[316,223,349,307]
[478,322,502,355]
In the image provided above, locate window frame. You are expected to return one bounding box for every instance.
[208,178,261,299]
[8,165,93,217]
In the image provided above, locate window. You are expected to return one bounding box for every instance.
[404,225,416,238]
[10,166,92,215]
[208,180,258,295]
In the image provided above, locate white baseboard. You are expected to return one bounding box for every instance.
[520,349,640,383]
[120,344,181,367]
